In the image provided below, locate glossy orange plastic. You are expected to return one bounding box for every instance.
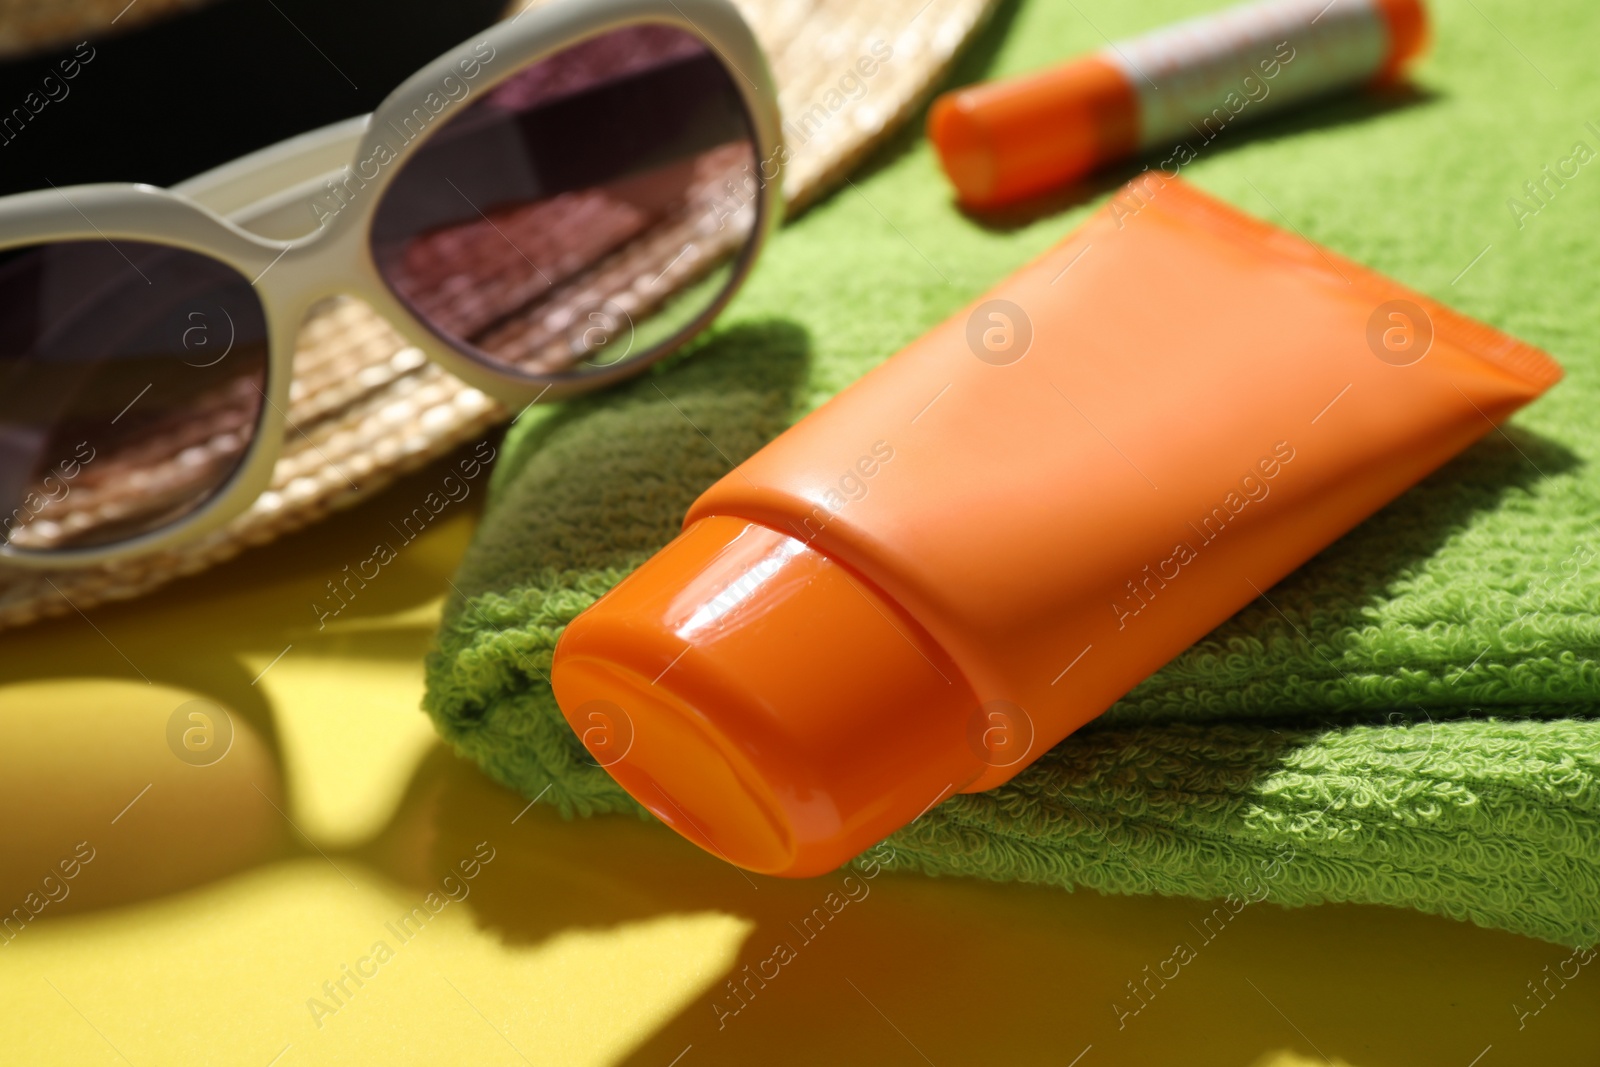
[930,0,1430,209]
[1374,0,1430,80]
[555,516,979,875]
[553,176,1562,877]
[929,54,1139,210]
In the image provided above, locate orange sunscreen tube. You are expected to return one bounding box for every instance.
[930,0,1429,208]
[552,177,1561,877]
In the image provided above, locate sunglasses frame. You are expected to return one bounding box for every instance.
[0,0,782,569]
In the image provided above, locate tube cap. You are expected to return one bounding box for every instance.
[552,516,983,877]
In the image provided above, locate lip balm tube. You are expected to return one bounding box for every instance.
[551,177,1561,877]
[929,0,1429,208]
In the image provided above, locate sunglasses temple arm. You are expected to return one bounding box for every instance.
[173,114,372,223]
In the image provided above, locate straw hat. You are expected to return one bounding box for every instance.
[0,0,221,57]
[0,0,996,629]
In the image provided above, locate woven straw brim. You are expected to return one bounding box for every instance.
[0,0,218,58]
[0,0,996,631]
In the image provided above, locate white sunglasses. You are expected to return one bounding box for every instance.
[0,0,781,569]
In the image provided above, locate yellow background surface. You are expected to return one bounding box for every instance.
[1,455,1595,1066]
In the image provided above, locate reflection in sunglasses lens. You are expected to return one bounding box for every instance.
[371,24,763,380]
[0,240,269,552]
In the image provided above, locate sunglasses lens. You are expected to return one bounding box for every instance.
[0,240,269,554]
[371,23,763,381]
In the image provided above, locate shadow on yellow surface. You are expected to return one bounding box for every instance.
[0,448,1594,1067]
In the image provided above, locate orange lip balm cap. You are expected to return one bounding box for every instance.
[929,55,1140,211]
[931,0,1430,209]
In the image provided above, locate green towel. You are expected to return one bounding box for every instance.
[424,0,1600,946]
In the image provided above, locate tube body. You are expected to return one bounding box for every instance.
[553,177,1561,876]
[930,0,1428,207]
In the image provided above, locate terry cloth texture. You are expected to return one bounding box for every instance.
[424,0,1600,946]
